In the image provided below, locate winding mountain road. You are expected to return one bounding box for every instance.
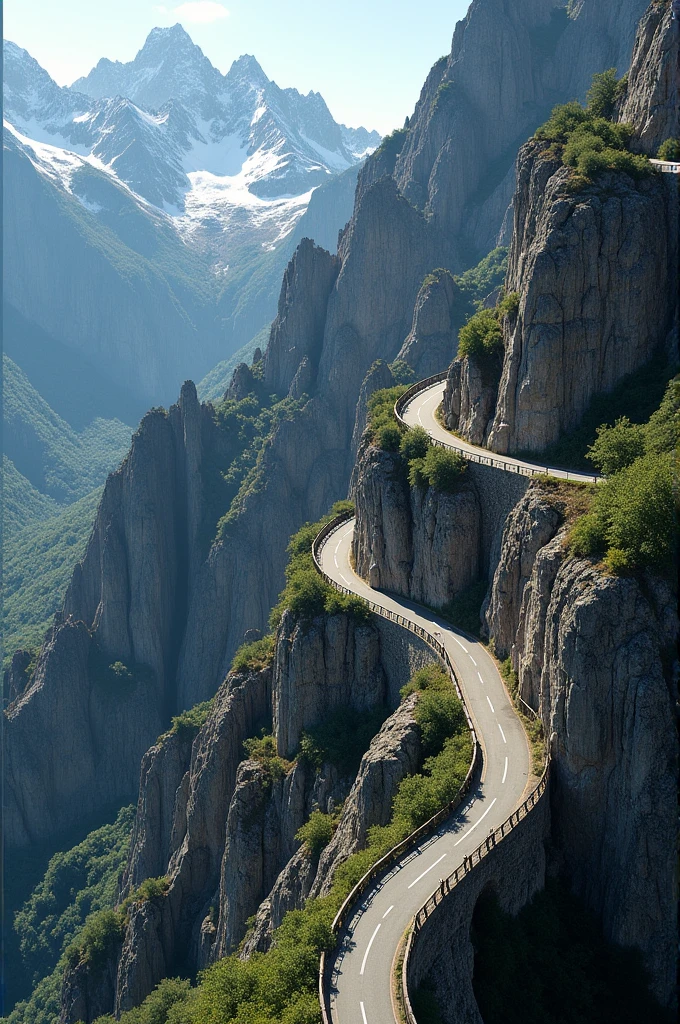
[319,521,531,1024]
[400,378,599,485]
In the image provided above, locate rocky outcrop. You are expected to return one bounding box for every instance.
[120,730,194,896]
[397,270,460,378]
[273,610,386,758]
[263,238,340,397]
[60,952,120,1024]
[619,2,679,155]
[485,485,678,1005]
[352,443,481,608]
[4,648,32,705]
[349,359,395,470]
[442,355,500,446]
[311,694,421,894]
[484,145,675,454]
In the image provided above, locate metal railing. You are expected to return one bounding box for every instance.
[399,764,550,1024]
[313,512,481,1024]
[313,512,551,1024]
[394,374,600,485]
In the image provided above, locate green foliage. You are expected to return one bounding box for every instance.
[197,326,271,403]
[570,450,675,573]
[3,486,102,677]
[569,380,678,573]
[400,663,451,697]
[415,689,468,757]
[2,456,59,540]
[500,657,519,697]
[212,393,306,544]
[411,446,466,494]
[121,877,170,916]
[457,308,504,361]
[585,68,619,118]
[168,700,215,739]
[388,359,416,385]
[657,137,680,161]
[455,248,508,309]
[471,881,673,1024]
[93,978,193,1024]
[231,633,276,674]
[298,704,388,778]
[11,806,134,997]
[399,426,431,461]
[243,731,292,782]
[534,74,651,185]
[366,386,408,449]
[376,127,408,161]
[3,354,132,505]
[269,501,368,630]
[64,908,125,970]
[296,811,335,856]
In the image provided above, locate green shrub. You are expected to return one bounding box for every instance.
[570,451,675,572]
[419,446,467,493]
[269,501,369,630]
[497,290,520,318]
[440,579,488,637]
[366,386,407,449]
[415,689,467,757]
[296,811,335,856]
[122,877,170,912]
[585,68,619,118]
[458,308,503,360]
[65,909,124,970]
[400,426,431,461]
[243,732,291,781]
[455,248,508,309]
[534,74,651,185]
[231,634,276,674]
[658,137,680,161]
[401,663,450,697]
[586,416,646,475]
[93,978,192,1024]
[168,700,214,739]
[388,359,416,385]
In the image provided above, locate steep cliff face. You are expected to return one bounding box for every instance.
[59,604,433,1020]
[485,148,676,454]
[442,353,500,446]
[619,2,679,155]
[397,270,460,379]
[272,609,386,758]
[485,484,677,1005]
[352,443,481,608]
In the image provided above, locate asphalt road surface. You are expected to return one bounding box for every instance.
[319,519,531,1024]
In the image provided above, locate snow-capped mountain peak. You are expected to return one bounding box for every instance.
[3,29,380,264]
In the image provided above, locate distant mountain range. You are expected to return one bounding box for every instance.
[2,27,379,413]
[4,26,379,262]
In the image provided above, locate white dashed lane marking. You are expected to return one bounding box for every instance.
[407,852,447,889]
[360,923,381,976]
[487,695,495,714]
[502,757,508,784]
[498,722,507,744]
[454,798,497,846]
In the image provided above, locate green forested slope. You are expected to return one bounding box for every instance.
[3,456,59,539]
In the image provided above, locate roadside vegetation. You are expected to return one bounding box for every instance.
[85,664,471,1024]
[569,378,678,574]
[368,391,468,494]
[535,69,650,186]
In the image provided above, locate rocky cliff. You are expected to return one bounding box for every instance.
[397,270,460,379]
[352,442,481,608]
[485,483,677,1005]
[619,1,679,154]
[59,605,434,1021]
[445,3,678,456]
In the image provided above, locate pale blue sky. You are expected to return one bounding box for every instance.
[4,0,471,134]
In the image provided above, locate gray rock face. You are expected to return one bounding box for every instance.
[240,846,317,957]
[619,3,679,155]
[273,610,386,758]
[60,954,120,1024]
[264,238,340,397]
[4,620,163,848]
[485,145,675,454]
[397,270,460,378]
[121,730,194,897]
[349,359,395,474]
[485,487,562,659]
[352,443,481,608]
[442,355,499,446]
[311,694,421,895]
[485,486,678,1005]
[4,648,31,705]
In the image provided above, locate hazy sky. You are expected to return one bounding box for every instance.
[4,0,472,135]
